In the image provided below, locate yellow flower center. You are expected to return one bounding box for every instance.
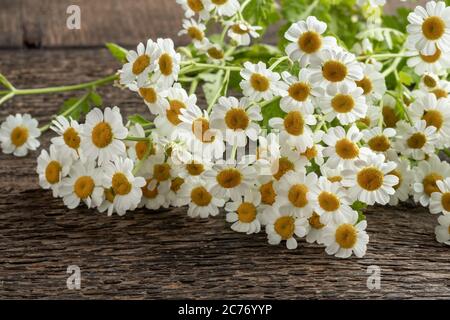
[288,82,310,102]
[112,172,132,196]
[318,191,340,211]
[260,181,276,205]
[250,73,270,92]
[186,162,205,176]
[216,168,242,188]
[274,216,295,240]
[212,0,228,5]
[283,111,304,136]
[187,26,204,41]
[301,146,317,160]
[91,122,113,148]
[153,163,171,182]
[104,187,115,203]
[191,186,212,206]
[142,179,158,199]
[407,132,427,149]
[45,161,61,184]
[166,99,186,125]
[74,176,95,199]
[389,170,402,190]
[423,74,437,88]
[207,47,224,60]
[357,167,384,191]
[331,94,355,113]
[135,141,153,160]
[432,88,448,99]
[356,76,373,95]
[63,127,80,149]
[192,117,214,143]
[132,54,150,75]
[335,224,357,249]
[187,0,204,12]
[139,87,157,104]
[297,31,322,54]
[274,157,294,180]
[440,192,450,212]
[225,108,250,130]
[10,126,29,147]
[422,110,443,130]
[288,184,309,208]
[335,138,359,159]
[170,177,184,192]
[158,53,173,76]
[368,135,390,152]
[237,202,257,223]
[322,60,348,82]
[382,106,399,128]
[231,24,248,35]
[423,173,443,196]
[308,212,325,229]
[422,16,445,40]
[328,176,342,183]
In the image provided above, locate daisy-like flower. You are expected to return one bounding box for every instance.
[176,0,212,20]
[141,153,176,199]
[178,103,225,159]
[227,21,262,46]
[128,81,169,115]
[205,43,225,61]
[271,149,307,181]
[362,127,396,155]
[59,160,104,209]
[280,69,316,114]
[204,159,257,202]
[407,47,450,76]
[297,212,326,244]
[119,39,160,86]
[210,96,262,147]
[294,130,325,166]
[177,154,211,180]
[406,1,450,55]
[430,178,450,215]
[269,108,316,152]
[206,0,240,17]
[284,16,337,67]
[319,83,367,125]
[125,124,158,166]
[139,176,170,210]
[310,48,364,95]
[36,145,72,197]
[386,156,412,206]
[81,107,128,166]
[381,95,399,128]
[408,93,450,146]
[0,113,40,157]
[412,154,450,206]
[265,207,307,249]
[102,157,146,216]
[225,189,262,234]
[178,19,209,48]
[394,120,438,160]
[50,115,83,160]
[356,63,386,102]
[154,84,197,136]
[435,214,450,245]
[240,61,286,102]
[342,152,398,205]
[322,215,369,258]
[153,38,181,88]
[275,171,318,218]
[322,125,370,169]
[178,178,225,218]
[310,176,357,225]
[321,166,344,185]
[166,176,186,207]
[430,79,450,100]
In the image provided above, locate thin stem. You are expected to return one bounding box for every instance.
[269,56,289,71]
[207,69,230,113]
[357,52,407,61]
[123,136,151,142]
[382,49,405,77]
[0,92,14,106]
[230,144,238,160]
[189,78,199,95]
[300,0,320,19]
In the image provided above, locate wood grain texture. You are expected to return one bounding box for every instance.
[0,48,449,299]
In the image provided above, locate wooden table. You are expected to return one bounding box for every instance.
[1,0,448,299]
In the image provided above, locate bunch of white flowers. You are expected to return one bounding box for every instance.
[1,0,450,257]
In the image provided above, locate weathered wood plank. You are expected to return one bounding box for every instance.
[0,49,449,299]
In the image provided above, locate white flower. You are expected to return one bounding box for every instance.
[275,171,318,218]
[166,176,186,207]
[204,159,257,202]
[406,1,450,55]
[59,160,104,209]
[297,212,326,244]
[322,216,369,258]
[362,127,396,154]
[363,104,382,129]
[310,48,364,95]
[206,0,240,17]
[407,47,450,76]
[342,152,398,206]
[50,115,83,160]
[125,124,157,166]
[412,154,450,206]
[386,156,412,206]
[430,178,450,214]
[36,144,72,197]
[265,207,307,249]
[435,214,450,245]
[81,107,128,165]
[270,149,307,181]
[294,131,325,166]
[178,177,225,218]
[227,21,261,46]
[225,189,262,234]
[119,39,160,86]
[319,83,367,125]
[280,69,316,114]
[139,176,170,210]
[310,176,357,225]
[394,120,438,160]
[152,38,181,88]
[128,81,169,115]
[0,113,40,157]
[240,61,286,102]
[284,16,337,67]
[101,157,146,216]
[176,0,212,21]
[178,19,209,48]
[177,154,211,180]
[356,63,386,102]
[210,96,262,147]
[140,153,175,199]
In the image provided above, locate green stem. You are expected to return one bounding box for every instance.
[300,0,320,19]
[189,78,199,95]
[382,49,405,77]
[357,53,407,61]
[269,56,289,71]
[207,69,231,113]
[123,136,151,142]
[443,149,450,158]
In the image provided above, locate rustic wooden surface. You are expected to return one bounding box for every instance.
[0,0,448,300]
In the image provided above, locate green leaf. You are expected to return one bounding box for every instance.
[202,71,224,106]
[399,71,413,86]
[106,42,128,63]
[242,0,280,30]
[261,98,285,128]
[89,91,102,107]
[128,114,153,126]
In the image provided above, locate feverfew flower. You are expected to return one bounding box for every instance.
[362,127,396,155]
[394,120,438,160]
[227,21,262,46]
[206,0,240,17]
[128,81,169,115]
[407,47,450,76]
[0,113,40,157]
[264,207,307,249]
[430,178,450,215]
[153,38,181,87]
[280,69,316,114]
[50,115,83,160]
[435,214,450,245]
[225,189,262,234]
[240,62,286,102]
[178,19,209,48]
[356,63,386,102]
[176,0,212,21]
[387,157,412,206]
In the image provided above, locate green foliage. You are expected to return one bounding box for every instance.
[242,0,280,30]
[106,42,128,63]
[58,91,103,121]
[382,7,411,33]
[202,70,224,106]
[128,114,153,126]
[260,98,284,128]
[352,201,367,222]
